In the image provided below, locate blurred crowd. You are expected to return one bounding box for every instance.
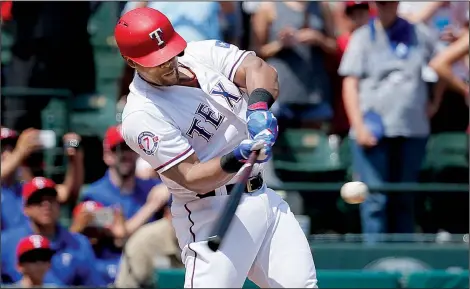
[1,125,175,287]
[0,1,469,287]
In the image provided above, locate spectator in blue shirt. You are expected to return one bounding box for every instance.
[70,201,127,285]
[1,177,106,286]
[82,125,169,237]
[1,128,84,231]
[12,235,58,288]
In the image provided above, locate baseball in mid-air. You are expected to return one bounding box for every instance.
[340,181,369,204]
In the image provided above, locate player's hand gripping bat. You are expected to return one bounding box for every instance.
[207,151,260,252]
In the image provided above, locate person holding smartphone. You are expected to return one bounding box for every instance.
[81,125,169,238]
[70,200,127,285]
[1,128,84,231]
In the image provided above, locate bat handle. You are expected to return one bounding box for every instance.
[207,235,222,252]
[206,150,260,252]
[247,150,260,165]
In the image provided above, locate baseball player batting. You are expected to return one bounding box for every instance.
[115,7,317,288]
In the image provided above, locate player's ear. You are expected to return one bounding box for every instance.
[125,58,137,69]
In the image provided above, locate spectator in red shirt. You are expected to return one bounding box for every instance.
[337,2,371,59]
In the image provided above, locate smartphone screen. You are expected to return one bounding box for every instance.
[91,208,114,227]
[38,130,56,149]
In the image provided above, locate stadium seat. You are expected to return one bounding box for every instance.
[339,136,353,181]
[94,48,125,83]
[273,129,346,182]
[71,80,119,137]
[422,133,469,174]
[420,133,469,233]
[1,26,13,64]
[88,2,120,47]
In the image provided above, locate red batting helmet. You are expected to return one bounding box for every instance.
[114,7,187,68]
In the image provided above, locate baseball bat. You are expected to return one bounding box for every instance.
[207,151,259,252]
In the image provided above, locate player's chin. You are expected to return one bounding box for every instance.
[162,70,179,86]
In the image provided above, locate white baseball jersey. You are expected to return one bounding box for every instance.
[121,41,317,289]
[121,40,263,203]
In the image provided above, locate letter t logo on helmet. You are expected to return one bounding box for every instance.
[114,7,187,68]
[149,28,165,47]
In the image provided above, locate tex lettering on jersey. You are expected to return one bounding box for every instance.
[186,103,225,142]
[210,81,241,109]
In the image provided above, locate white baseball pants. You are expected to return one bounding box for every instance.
[171,186,318,288]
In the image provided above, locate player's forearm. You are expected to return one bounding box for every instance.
[162,152,236,195]
[180,157,235,195]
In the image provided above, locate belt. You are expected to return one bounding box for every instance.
[197,174,263,199]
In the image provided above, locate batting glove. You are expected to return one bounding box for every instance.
[252,128,277,144]
[246,110,279,141]
[233,135,273,164]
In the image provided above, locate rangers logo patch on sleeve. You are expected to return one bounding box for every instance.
[138,131,159,155]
